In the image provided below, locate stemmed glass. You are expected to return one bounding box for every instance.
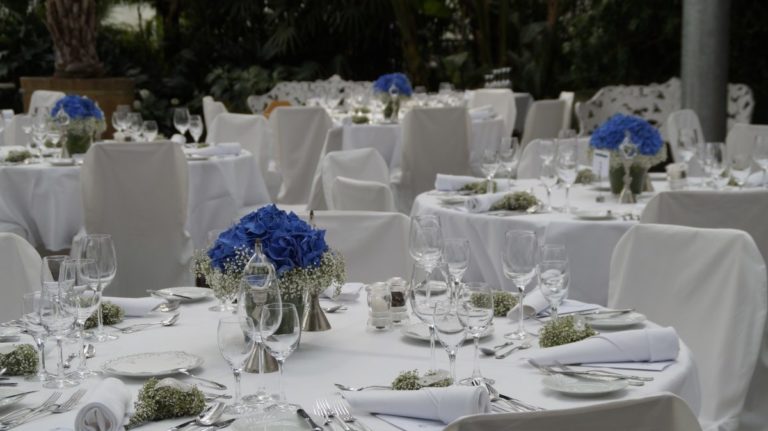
[499,137,520,189]
[189,115,204,145]
[432,301,466,385]
[538,140,555,164]
[753,136,768,188]
[29,108,48,163]
[728,151,752,190]
[173,108,190,142]
[21,292,49,382]
[217,316,256,414]
[260,303,301,411]
[78,234,118,342]
[457,282,494,384]
[556,140,578,213]
[481,148,500,194]
[126,113,143,141]
[678,128,699,182]
[705,143,727,189]
[40,259,79,389]
[142,121,158,142]
[65,258,101,380]
[538,244,569,320]
[539,161,558,212]
[501,230,538,340]
[443,238,470,296]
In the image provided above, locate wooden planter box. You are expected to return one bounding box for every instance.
[20,77,134,135]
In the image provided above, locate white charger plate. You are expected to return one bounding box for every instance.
[102,351,203,377]
[572,210,616,221]
[48,158,76,167]
[586,311,647,329]
[157,287,215,302]
[542,374,628,396]
[401,322,493,342]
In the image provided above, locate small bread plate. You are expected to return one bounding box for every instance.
[156,287,215,303]
[572,209,616,221]
[542,374,628,396]
[585,311,647,329]
[48,158,76,167]
[102,351,203,377]
[186,154,211,161]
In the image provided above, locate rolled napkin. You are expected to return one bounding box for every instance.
[434,174,484,191]
[507,288,549,319]
[526,327,680,366]
[189,142,241,157]
[102,296,166,317]
[321,282,364,302]
[469,105,496,120]
[465,191,510,213]
[74,377,131,431]
[344,386,490,424]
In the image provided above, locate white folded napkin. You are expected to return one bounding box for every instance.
[170,134,186,144]
[507,292,599,320]
[321,282,365,302]
[526,327,680,366]
[468,105,496,120]
[189,142,241,157]
[464,191,510,213]
[344,386,490,424]
[74,377,131,431]
[434,174,484,191]
[101,296,166,317]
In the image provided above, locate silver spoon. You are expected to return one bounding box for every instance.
[334,383,391,391]
[62,353,77,369]
[167,402,225,431]
[176,368,228,390]
[64,343,95,369]
[480,341,516,356]
[115,313,180,333]
[495,341,532,359]
[322,305,347,313]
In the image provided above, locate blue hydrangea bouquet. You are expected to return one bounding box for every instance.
[373,73,413,121]
[51,95,106,155]
[193,205,345,316]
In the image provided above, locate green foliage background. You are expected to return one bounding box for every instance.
[0,0,765,129]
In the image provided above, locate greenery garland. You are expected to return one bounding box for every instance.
[127,378,205,428]
[84,302,125,330]
[0,345,38,376]
[459,180,497,194]
[4,150,31,164]
[470,291,517,317]
[391,370,452,390]
[489,191,539,211]
[539,316,597,348]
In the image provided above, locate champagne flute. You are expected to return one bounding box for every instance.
[65,258,101,379]
[539,161,558,212]
[443,238,470,296]
[21,292,50,382]
[260,303,301,411]
[40,260,79,389]
[753,136,768,188]
[217,316,256,414]
[173,108,190,142]
[501,230,538,340]
[499,137,520,189]
[457,282,494,384]
[432,300,466,385]
[142,120,158,142]
[189,115,204,144]
[481,148,500,194]
[78,234,118,342]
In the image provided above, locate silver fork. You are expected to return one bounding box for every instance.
[318,398,350,431]
[1,388,87,429]
[0,391,61,424]
[333,399,369,431]
[312,401,332,426]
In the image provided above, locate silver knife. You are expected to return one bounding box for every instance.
[296,408,323,431]
[576,308,634,316]
[200,418,236,430]
[147,289,193,300]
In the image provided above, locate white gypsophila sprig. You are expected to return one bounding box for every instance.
[191,246,252,301]
[278,250,345,301]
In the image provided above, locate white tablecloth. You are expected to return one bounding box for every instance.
[7,292,699,430]
[0,149,269,250]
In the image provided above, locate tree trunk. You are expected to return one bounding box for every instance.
[46,0,104,78]
[390,0,428,86]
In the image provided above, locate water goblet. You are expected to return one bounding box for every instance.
[173,108,190,141]
[141,120,158,142]
[126,112,143,141]
[481,148,500,194]
[705,142,727,189]
[729,152,752,190]
[539,259,569,321]
[538,140,555,164]
[501,230,538,340]
[77,234,118,342]
[556,140,578,213]
[40,264,79,389]
[217,316,256,414]
[539,161,558,212]
[64,259,101,380]
[457,282,494,384]
[408,215,444,274]
[260,303,301,411]
[432,300,466,385]
[443,238,470,296]
[409,264,450,371]
[21,292,50,382]
[189,115,204,144]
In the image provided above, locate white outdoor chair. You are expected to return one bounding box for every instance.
[319,148,391,210]
[202,96,228,132]
[608,224,767,431]
[2,115,29,146]
[559,91,575,131]
[725,123,768,169]
[28,90,65,114]
[270,107,333,204]
[445,393,701,431]
[0,233,41,322]
[517,137,591,179]
[331,177,396,212]
[294,211,412,283]
[81,142,194,296]
[469,89,517,137]
[306,127,343,211]
[667,109,705,175]
[395,107,471,212]
[520,99,568,147]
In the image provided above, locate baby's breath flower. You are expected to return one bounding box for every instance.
[489,191,539,211]
[0,344,38,376]
[84,302,125,330]
[127,378,205,428]
[459,181,497,194]
[539,315,596,348]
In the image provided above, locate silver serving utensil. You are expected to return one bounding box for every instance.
[322,305,347,313]
[495,341,531,359]
[147,289,193,300]
[553,361,653,382]
[166,402,225,431]
[114,313,180,333]
[334,383,391,391]
[176,368,228,390]
[480,341,516,356]
[297,408,323,431]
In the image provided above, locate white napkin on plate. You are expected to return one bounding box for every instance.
[434,174,484,191]
[74,377,131,431]
[526,327,680,366]
[321,282,364,302]
[189,142,241,157]
[507,293,599,320]
[101,296,166,317]
[344,386,490,424]
[468,105,496,120]
[465,191,510,213]
[170,134,186,144]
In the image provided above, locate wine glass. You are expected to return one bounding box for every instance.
[556,140,578,213]
[432,300,466,385]
[408,215,444,274]
[538,140,555,164]
[409,264,450,371]
[753,136,768,188]
[78,234,118,342]
[40,261,79,389]
[260,303,301,411]
[111,110,128,139]
[499,137,520,188]
[501,230,538,340]
[29,108,49,163]
[64,258,101,380]
[21,292,50,382]
[678,128,699,183]
[539,161,558,212]
[142,120,158,142]
[705,142,727,189]
[189,115,204,144]
[173,108,190,141]
[480,148,500,194]
[443,238,470,296]
[457,282,494,384]
[539,258,569,321]
[728,151,752,190]
[126,113,143,141]
[217,316,256,414]
[558,129,577,139]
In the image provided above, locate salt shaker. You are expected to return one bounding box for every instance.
[366,282,392,331]
[387,277,408,325]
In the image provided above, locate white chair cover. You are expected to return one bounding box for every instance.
[517,137,591,179]
[469,89,516,137]
[294,211,412,283]
[307,127,343,211]
[270,107,333,204]
[725,123,768,169]
[202,96,227,132]
[0,233,41,322]
[396,107,471,211]
[445,393,702,431]
[559,91,575,130]
[608,224,767,431]
[319,148,390,210]
[2,115,28,146]
[81,142,193,297]
[331,177,396,212]
[521,100,568,146]
[667,109,705,175]
[28,90,65,114]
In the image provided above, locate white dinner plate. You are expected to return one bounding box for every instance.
[186,154,210,161]
[48,158,76,167]
[439,196,468,205]
[157,287,215,302]
[233,410,305,431]
[0,327,22,342]
[542,374,628,396]
[586,311,647,329]
[102,351,203,377]
[572,210,616,221]
[400,322,493,342]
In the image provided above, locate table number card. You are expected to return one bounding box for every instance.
[592,150,610,180]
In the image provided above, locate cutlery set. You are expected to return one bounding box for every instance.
[529,360,654,386]
[0,388,86,430]
[313,398,366,431]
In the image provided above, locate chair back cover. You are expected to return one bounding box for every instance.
[445,393,702,431]
[517,137,591,179]
[320,148,390,210]
[521,100,568,146]
[307,127,343,211]
[2,115,28,146]
[270,107,333,204]
[559,91,575,130]
[469,89,516,137]
[0,233,41,322]
[667,109,705,175]
[202,96,227,132]
[28,90,65,114]
[332,177,396,212]
[608,224,767,431]
[81,142,193,296]
[726,123,768,169]
[295,211,412,283]
[399,107,471,209]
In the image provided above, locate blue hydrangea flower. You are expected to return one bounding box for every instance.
[51,95,104,120]
[373,73,413,97]
[590,114,663,156]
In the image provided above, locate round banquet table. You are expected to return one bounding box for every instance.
[0,148,270,250]
[340,117,505,176]
[411,178,678,306]
[6,289,700,430]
